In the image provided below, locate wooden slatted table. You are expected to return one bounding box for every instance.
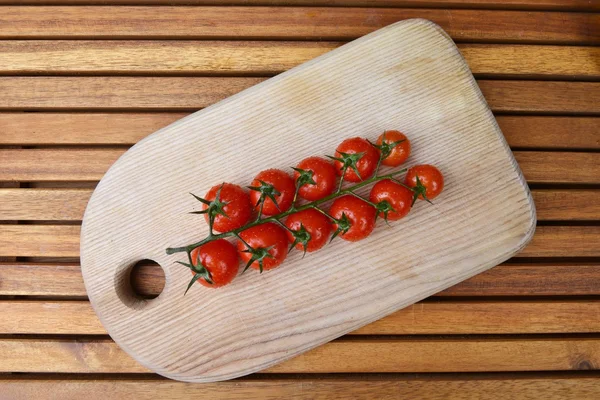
[0,1,599,398]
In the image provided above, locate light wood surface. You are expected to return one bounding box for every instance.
[79,20,534,382]
[1,1,598,398]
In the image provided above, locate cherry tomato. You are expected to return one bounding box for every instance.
[404,164,444,201]
[369,179,412,221]
[190,239,239,288]
[249,169,296,216]
[376,130,411,167]
[237,223,289,271]
[202,183,253,233]
[329,195,376,242]
[294,157,337,201]
[285,208,332,252]
[333,137,380,183]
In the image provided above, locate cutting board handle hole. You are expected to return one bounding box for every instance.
[114,259,166,310]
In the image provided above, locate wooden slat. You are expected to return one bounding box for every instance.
[0,78,598,112]
[520,226,600,258]
[514,152,600,185]
[2,376,600,400]
[0,189,92,220]
[2,149,598,184]
[1,300,599,335]
[498,116,600,150]
[2,114,598,149]
[441,264,600,297]
[477,81,600,115]
[0,225,597,258]
[2,263,600,298]
[532,190,600,221]
[3,262,600,297]
[0,8,597,44]
[0,1,597,11]
[0,42,598,80]
[1,188,598,221]
[2,337,600,373]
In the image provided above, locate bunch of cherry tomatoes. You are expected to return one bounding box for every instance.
[167,130,444,292]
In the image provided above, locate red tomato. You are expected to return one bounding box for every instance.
[333,137,380,183]
[190,239,239,288]
[376,130,411,167]
[202,183,252,233]
[285,208,332,252]
[329,195,376,242]
[369,179,412,221]
[249,169,296,216]
[237,223,289,272]
[404,164,444,201]
[294,157,337,201]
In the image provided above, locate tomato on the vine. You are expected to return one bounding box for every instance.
[329,195,376,242]
[332,137,379,183]
[285,208,332,252]
[404,164,444,202]
[376,130,411,167]
[294,157,337,201]
[249,169,296,216]
[202,183,253,233]
[369,179,412,221]
[237,223,289,272]
[190,239,239,288]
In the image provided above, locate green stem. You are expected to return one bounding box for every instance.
[165,168,407,255]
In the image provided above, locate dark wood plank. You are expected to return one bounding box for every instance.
[2,149,597,183]
[2,114,598,149]
[0,42,598,80]
[2,375,600,400]
[0,225,597,258]
[0,0,598,11]
[2,337,600,373]
[1,188,597,221]
[0,7,597,44]
[2,299,599,335]
[3,262,599,297]
[1,78,598,113]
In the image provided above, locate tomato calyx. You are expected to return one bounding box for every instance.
[369,134,406,163]
[374,199,397,225]
[176,259,214,295]
[292,167,317,188]
[327,151,365,182]
[287,223,311,256]
[248,179,282,214]
[237,232,276,274]
[189,184,229,234]
[331,212,352,242]
[410,175,432,206]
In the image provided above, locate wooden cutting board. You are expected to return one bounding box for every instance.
[80,19,536,382]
